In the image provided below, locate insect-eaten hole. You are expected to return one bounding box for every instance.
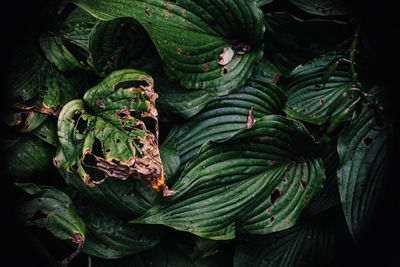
[270,188,281,205]
[222,67,229,75]
[116,138,121,143]
[114,80,149,91]
[362,136,373,147]
[72,112,88,134]
[92,137,104,158]
[300,179,308,189]
[270,216,275,223]
[31,210,47,221]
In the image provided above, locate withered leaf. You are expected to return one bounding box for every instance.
[58,69,175,196]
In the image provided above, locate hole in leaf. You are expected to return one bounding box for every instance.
[92,137,104,158]
[362,136,373,147]
[114,80,149,91]
[39,134,47,139]
[222,67,228,75]
[270,216,275,223]
[116,139,121,143]
[300,179,307,189]
[319,98,326,104]
[270,188,281,205]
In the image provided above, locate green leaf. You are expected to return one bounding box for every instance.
[289,0,352,16]
[133,116,325,239]
[159,143,180,182]
[31,117,58,147]
[283,51,357,125]
[304,150,340,217]
[264,12,354,75]
[55,146,157,216]
[5,134,54,178]
[251,57,281,84]
[156,75,212,119]
[234,218,335,266]
[16,183,86,244]
[337,106,388,239]
[164,79,286,169]
[59,8,98,51]
[88,19,162,76]
[254,0,274,7]
[74,198,159,259]
[40,34,86,72]
[72,0,265,95]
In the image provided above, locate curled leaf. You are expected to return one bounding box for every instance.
[58,69,174,195]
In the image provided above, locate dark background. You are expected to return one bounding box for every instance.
[1,0,399,266]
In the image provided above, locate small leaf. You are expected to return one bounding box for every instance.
[337,106,388,240]
[16,183,87,265]
[133,116,325,240]
[16,183,86,244]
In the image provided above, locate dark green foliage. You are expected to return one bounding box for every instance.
[4,0,396,266]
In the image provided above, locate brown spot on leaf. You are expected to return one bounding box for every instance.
[319,99,326,105]
[202,64,209,72]
[246,106,254,129]
[273,73,282,85]
[96,97,105,109]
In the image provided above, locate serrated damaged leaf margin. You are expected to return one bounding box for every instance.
[57,69,176,196]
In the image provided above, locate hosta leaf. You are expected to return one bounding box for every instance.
[72,0,265,95]
[264,12,354,75]
[58,69,173,195]
[156,75,212,119]
[133,116,325,240]
[88,19,162,76]
[255,0,274,7]
[164,79,286,170]
[59,8,98,51]
[74,198,159,259]
[283,51,357,125]
[289,0,352,16]
[304,150,340,217]
[16,183,86,246]
[5,134,54,178]
[159,143,180,182]
[55,146,157,216]
[337,106,388,239]
[40,34,86,72]
[31,117,58,147]
[234,218,335,266]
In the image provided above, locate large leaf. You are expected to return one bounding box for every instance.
[337,106,388,240]
[264,12,354,75]
[5,134,54,178]
[283,51,358,126]
[133,116,325,240]
[234,218,335,267]
[88,18,162,77]
[16,183,86,248]
[73,197,160,259]
[164,79,286,170]
[72,0,265,95]
[57,69,174,195]
[289,0,352,16]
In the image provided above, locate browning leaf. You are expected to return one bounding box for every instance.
[58,70,175,196]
